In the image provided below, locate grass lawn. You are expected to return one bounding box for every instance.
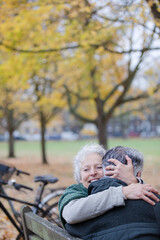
[0,138,159,188]
[0,137,159,159]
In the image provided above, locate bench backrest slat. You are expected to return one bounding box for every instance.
[21,205,82,240]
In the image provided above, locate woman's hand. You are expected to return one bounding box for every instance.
[105,155,137,185]
[122,183,160,205]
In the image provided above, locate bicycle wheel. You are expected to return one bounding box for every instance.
[40,188,65,227]
[16,233,24,240]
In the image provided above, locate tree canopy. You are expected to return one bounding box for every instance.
[0,0,160,155]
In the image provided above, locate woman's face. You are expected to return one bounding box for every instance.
[80,153,104,188]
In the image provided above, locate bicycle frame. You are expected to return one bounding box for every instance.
[0,201,23,236]
[0,187,64,232]
[0,190,49,219]
[0,171,65,236]
[0,186,63,222]
[0,184,46,238]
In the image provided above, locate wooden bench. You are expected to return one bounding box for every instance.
[21,205,82,240]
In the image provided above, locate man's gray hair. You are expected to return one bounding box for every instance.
[102,146,144,176]
[73,143,106,183]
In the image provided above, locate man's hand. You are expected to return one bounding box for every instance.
[122,183,160,205]
[105,155,137,185]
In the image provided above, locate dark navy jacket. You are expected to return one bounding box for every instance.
[65,178,160,240]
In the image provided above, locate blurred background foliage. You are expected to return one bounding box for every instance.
[0,0,160,163]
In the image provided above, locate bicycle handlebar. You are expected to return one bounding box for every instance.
[16,169,30,176]
[13,182,33,191]
[8,179,33,191]
[0,179,7,185]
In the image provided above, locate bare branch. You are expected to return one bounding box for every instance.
[0,41,80,53]
[64,84,95,123]
[121,83,160,104]
[64,84,90,101]
[103,46,160,54]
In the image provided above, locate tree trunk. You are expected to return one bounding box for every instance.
[8,130,15,158]
[40,112,48,164]
[95,98,108,149]
[7,109,15,158]
[97,118,108,149]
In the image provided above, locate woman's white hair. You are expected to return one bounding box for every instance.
[73,143,106,183]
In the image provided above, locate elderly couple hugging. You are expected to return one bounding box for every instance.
[58,144,160,240]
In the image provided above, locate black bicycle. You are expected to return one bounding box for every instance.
[0,162,66,240]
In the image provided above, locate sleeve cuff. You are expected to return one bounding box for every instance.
[119,186,127,201]
[136,177,143,184]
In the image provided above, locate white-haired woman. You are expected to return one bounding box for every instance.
[58,143,159,228]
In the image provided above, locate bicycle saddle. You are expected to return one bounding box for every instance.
[34,175,58,184]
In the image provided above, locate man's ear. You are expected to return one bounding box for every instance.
[137,171,141,177]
